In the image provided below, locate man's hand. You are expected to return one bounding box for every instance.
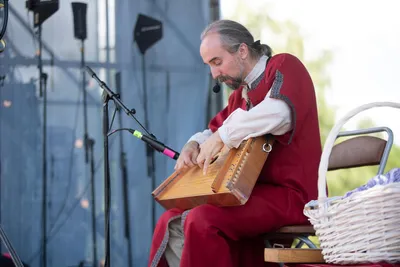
[174,141,200,171]
[196,131,224,175]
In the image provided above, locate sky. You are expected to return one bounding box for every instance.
[221,0,400,145]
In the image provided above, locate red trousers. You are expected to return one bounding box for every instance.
[148,183,309,267]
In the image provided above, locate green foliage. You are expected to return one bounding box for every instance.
[224,1,336,144]
[224,1,400,200]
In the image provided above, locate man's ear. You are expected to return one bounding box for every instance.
[238,43,249,60]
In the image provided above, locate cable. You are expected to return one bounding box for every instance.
[0,0,9,40]
[49,90,82,233]
[107,128,132,137]
[26,176,92,264]
[26,137,118,265]
[0,39,5,53]
[31,62,83,267]
[0,0,9,53]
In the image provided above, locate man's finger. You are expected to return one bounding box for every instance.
[191,150,199,165]
[175,157,187,171]
[174,156,184,169]
[182,153,191,163]
[197,158,204,170]
[176,162,188,172]
[174,159,181,170]
[197,158,204,169]
[203,157,211,175]
[186,160,195,168]
[174,162,181,170]
[196,151,204,163]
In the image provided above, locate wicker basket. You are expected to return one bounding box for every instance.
[304,101,400,264]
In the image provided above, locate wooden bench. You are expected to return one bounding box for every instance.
[264,127,394,264]
[264,225,323,264]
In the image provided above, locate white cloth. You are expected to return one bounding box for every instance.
[244,55,269,89]
[187,129,213,144]
[188,55,292,148]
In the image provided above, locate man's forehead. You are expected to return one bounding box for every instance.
[202,32,222,46]
[200,33,224,62]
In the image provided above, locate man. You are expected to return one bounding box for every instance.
[148,19,322,267]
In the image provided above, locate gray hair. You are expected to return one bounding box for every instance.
[201,19,272,59]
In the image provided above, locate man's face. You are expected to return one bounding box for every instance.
[200,33,245,90]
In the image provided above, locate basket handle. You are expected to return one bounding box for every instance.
[317,101,400,199]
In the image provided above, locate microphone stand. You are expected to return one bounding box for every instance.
[37,23,49,267]
[79,37,97,267]
[115,73,133,267]
[100,89,111,267]
[81,38,89,165]
[86,66,173,267]
[0,225,24,267]
[140,54,157,231]
[87,138,97,267]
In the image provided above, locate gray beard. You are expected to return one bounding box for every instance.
[217,75,244,90]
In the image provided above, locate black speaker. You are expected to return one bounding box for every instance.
[134,14,163,55]
[26,0,59,27]
[25,0,38,11]
[71,2,87,41]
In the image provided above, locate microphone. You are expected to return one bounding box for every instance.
[129,129,180,160]
[213,82,221,93]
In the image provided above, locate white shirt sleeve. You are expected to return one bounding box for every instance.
[217,91,292,149]
[187,129,213,145]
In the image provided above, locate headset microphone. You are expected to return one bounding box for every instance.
[212,82,221,93]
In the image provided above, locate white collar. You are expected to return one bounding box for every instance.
[244,55,268,89]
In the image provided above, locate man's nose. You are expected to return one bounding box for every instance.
[210,67,221,80]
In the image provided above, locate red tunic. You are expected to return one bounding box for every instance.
[148,53,322,267]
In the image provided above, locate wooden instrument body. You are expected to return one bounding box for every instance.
[152,136,273,210]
